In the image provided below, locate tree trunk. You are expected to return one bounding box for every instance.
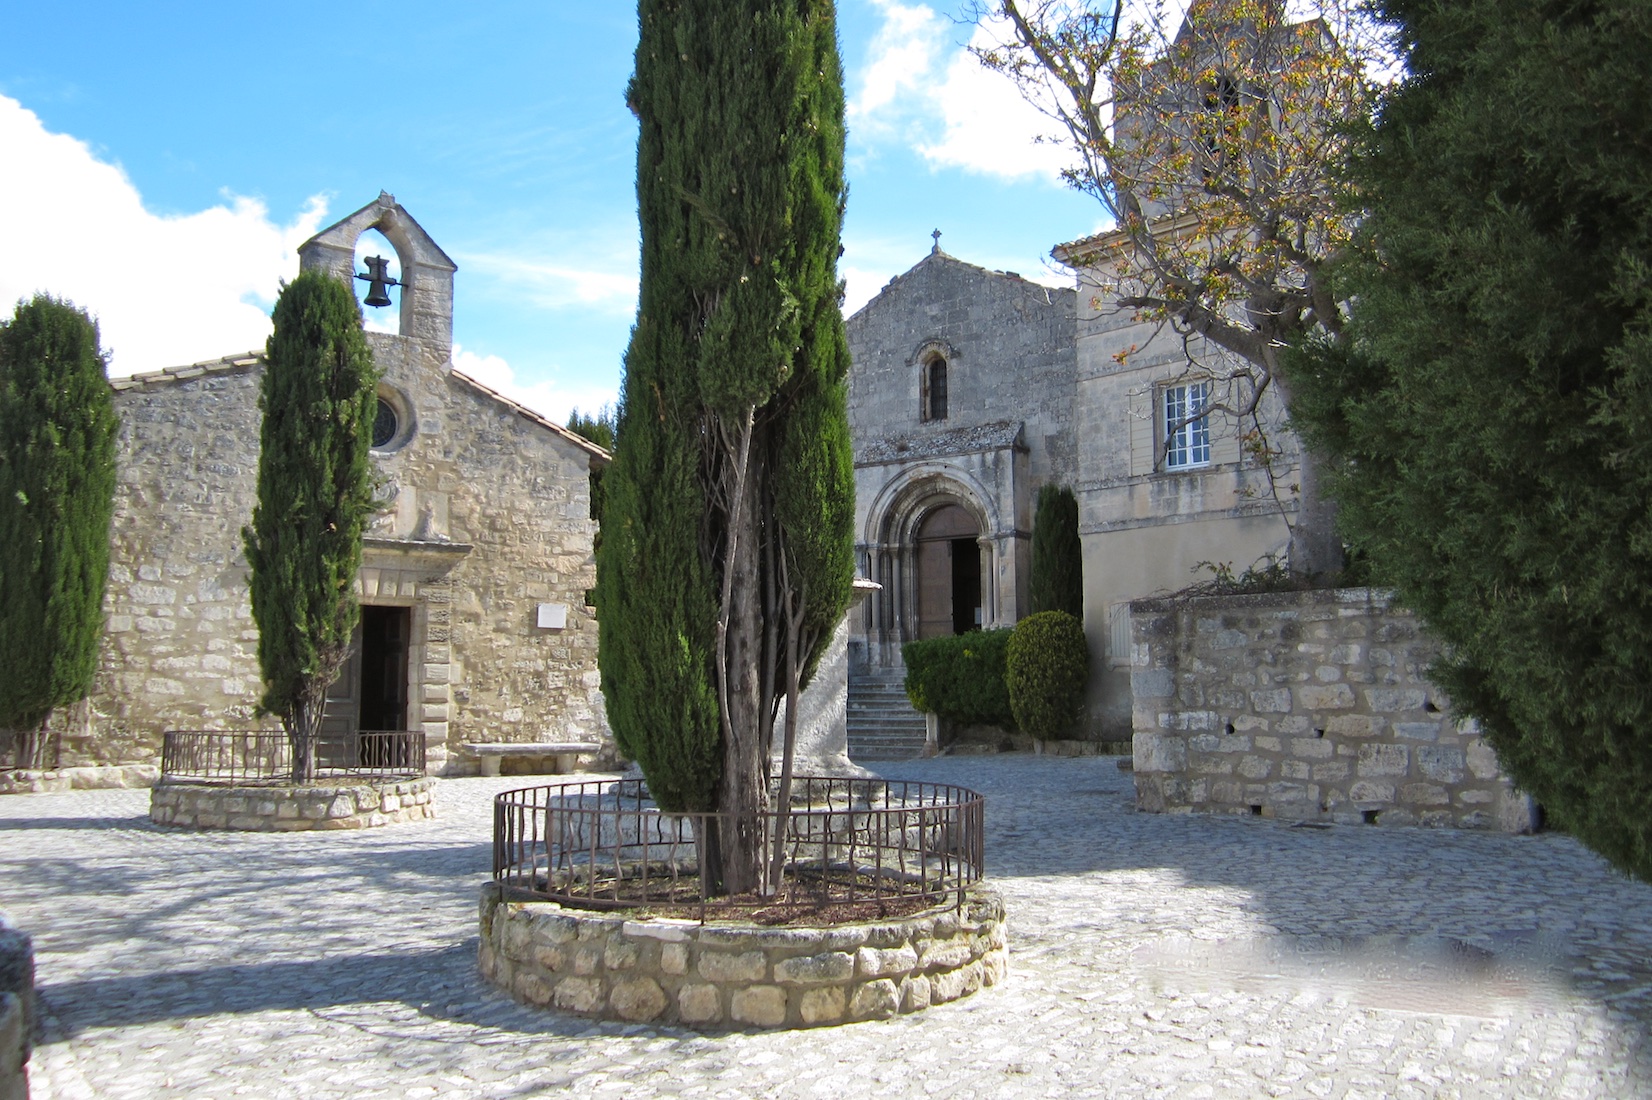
[14,718,51,771]
[1274,372,1343,578]
[711,418,769,896]
[289,690,322,785]
[1288,446,1344,580]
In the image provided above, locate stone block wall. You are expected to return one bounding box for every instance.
[68,337,610,775]
[478,884,1006,1029]
[1129,588,1536,831]
[92,356,270,767]
[150,777,436,831]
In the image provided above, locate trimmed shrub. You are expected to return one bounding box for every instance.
[1006,611,1090,740]
[902,629,1015,730]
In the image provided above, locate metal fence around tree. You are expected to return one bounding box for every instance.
[493,776,985,922]
[160,730,426,785]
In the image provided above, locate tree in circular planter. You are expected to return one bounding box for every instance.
[242,271,380,785]
[1005,611,1090,742]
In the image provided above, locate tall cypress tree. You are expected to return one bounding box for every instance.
[0,296,119,770]
[1288,0,1652,875]
[243,272,379,784]
[1029,483,1082,618]
[599,0,855,892]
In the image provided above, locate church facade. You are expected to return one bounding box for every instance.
[845,238,1297,738]
[65,194,611,775]
[844,244,1077,675]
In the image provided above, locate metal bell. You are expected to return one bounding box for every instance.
[356,255,401,308]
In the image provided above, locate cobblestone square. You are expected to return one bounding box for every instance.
[4,755,1651,1098]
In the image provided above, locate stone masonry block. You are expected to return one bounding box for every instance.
[1326,714,1385,739]
[1250,689,1292,713]
[1357,744,1409,777]
[1133,732,1186,773]
[1416,746,1466,784]
[1297,684,1356,710]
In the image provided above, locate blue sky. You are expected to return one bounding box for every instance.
[0,2,1104,422]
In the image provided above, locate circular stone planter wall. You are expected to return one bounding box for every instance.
[477,882,1006,1029]
[149,777,435,831]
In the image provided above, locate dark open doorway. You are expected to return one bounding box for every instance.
[950,537,981,634]
[359,605,410,732]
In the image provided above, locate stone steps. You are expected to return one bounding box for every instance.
[847,674,929,761]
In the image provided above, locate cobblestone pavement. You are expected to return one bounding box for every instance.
[4,755,1652,1099]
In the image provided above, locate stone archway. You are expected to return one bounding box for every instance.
[857,468,1004,669]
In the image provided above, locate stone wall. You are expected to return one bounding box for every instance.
[0,764,159,796]
[1129,588,1537,831]
[92,356,269,767]
[478,883,1006,1029]
[150,777,435,831]
[0,917,32,1100]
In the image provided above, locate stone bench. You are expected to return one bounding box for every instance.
[461,742,600,777]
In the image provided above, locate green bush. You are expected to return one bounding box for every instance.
[1006,612,1090,740]
[902,629,1014,729]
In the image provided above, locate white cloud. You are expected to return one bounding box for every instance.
[0,95,326,376]
[458,250,638,316]
[847,2,1071,183]
[450,343,619,427]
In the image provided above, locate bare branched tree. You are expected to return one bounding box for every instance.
[971,0,1390,575]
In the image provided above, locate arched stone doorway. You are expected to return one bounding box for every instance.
[915,503,982,638]
[854,467,1014,671]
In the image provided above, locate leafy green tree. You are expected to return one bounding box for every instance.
[1287,0,1652,875]
[972,0,1388,575]
[0,296,118,770]
[598,0,855,893]
[566,405,617,524]
[1029,483,1082,617]
[1006,612,1090,740]
[242,272,380,784]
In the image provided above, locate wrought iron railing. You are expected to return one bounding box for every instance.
[160,729,426,785]
[493,776,985,921]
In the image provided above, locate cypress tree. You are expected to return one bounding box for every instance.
[242,272,380,784]
[1288,0,1652,875]
[599,0,855,892]
[1029,483,1082,618]
[0,296,118,769]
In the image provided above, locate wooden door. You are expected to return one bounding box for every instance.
[915,504,979,639]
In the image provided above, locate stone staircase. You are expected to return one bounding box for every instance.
[847,671,930,761]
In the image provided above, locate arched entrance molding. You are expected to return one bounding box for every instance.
[858,464,1007,668]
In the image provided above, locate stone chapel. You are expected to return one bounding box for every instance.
[65,193,612,775]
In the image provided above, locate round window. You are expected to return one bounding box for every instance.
[372,398,399,449]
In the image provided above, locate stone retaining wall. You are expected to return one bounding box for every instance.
[150,777,435,831]
[0,763,160,796]
[478,882,1006,1029]
[1129,588,1536,831]
[0,918,33,1100]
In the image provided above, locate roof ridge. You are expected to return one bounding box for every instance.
[109,351,265,392]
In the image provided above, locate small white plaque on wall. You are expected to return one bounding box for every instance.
[536,602,568,630]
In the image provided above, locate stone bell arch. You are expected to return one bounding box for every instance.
[298,191,457,357]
